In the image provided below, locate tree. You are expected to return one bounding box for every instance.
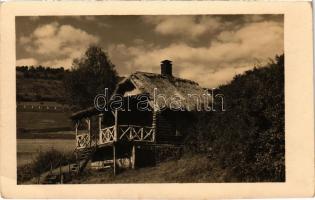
[65,46,118,109]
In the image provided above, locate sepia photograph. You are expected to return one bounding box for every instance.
[15,14,285,184]
[0,1,313,198]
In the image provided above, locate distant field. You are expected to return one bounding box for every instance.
[17,101,70,112]
[17,111,72,131]
[17,137,75,166]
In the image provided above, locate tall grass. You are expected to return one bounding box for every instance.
[17,148,75,184]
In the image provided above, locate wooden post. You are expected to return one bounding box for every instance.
[87,118,91,147]
[152,110,157,142]
[60,174,64,184]
[59,163,62,183]
[140,128,143,140]
[75,121,78,148]
[113,145,116,176]
[114,109,118,141]
[50,161,53,175]
[75,121,78,136]
[131,144,136,169]
[98,114,103,144]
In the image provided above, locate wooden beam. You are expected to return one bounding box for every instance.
[131,144,136,169]
[98,114,103,143]
[98,114,102,129]
[75,121,78,137]
[114,109,118,141]
[86,118,91,147]
[113,145,116,176]
[152,110,157,142]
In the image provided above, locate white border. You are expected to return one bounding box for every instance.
[0,1,314,198]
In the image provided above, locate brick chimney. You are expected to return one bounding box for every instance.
[161,60,172,77]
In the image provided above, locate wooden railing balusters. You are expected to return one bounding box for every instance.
[79,125,156,147]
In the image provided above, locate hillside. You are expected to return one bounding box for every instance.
[16,78,67,102]
[16,67,72,135]
[16,66,68,102]
[186,54,285,182]
[69,154,227,183]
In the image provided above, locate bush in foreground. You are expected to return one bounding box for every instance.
[186,54,285,182]
[17,148,74,184]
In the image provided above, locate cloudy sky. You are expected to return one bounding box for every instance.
[16,15,283,88]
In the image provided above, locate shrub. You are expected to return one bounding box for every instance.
[185,54,285,182]
[17,148,75,184]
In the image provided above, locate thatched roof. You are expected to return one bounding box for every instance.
[116,71,209,111]
[71,71,210,119]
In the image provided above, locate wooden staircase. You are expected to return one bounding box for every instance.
[71,148,94,174]
[42,147,96,184]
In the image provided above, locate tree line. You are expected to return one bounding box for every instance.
[16,66,70,80]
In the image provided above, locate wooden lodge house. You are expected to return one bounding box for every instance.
[69,60,209,175]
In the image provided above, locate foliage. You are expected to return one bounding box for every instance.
[16,66,69,102]
[187,54,285,182]
[16,78,67,102]
[16,66,69,80]
[64,46,118,109]
[17,148,75,184]
[17,163,34,183]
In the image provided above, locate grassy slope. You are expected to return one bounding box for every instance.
[16,78,66,102]
[69,155,227,183]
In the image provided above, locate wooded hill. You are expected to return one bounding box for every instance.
[16,66,69,102]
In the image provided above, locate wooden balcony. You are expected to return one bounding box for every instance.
[76,133,90,149]
[76,125,155,149]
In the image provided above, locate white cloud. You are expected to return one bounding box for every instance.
[16,58,38,66]
[33,22,58,38]
[41,58,74,68]
[143,16,222,38]
[109,20,283,88]
[19,22,99,68]
[19,36,31,45]
[17,16,283,87]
